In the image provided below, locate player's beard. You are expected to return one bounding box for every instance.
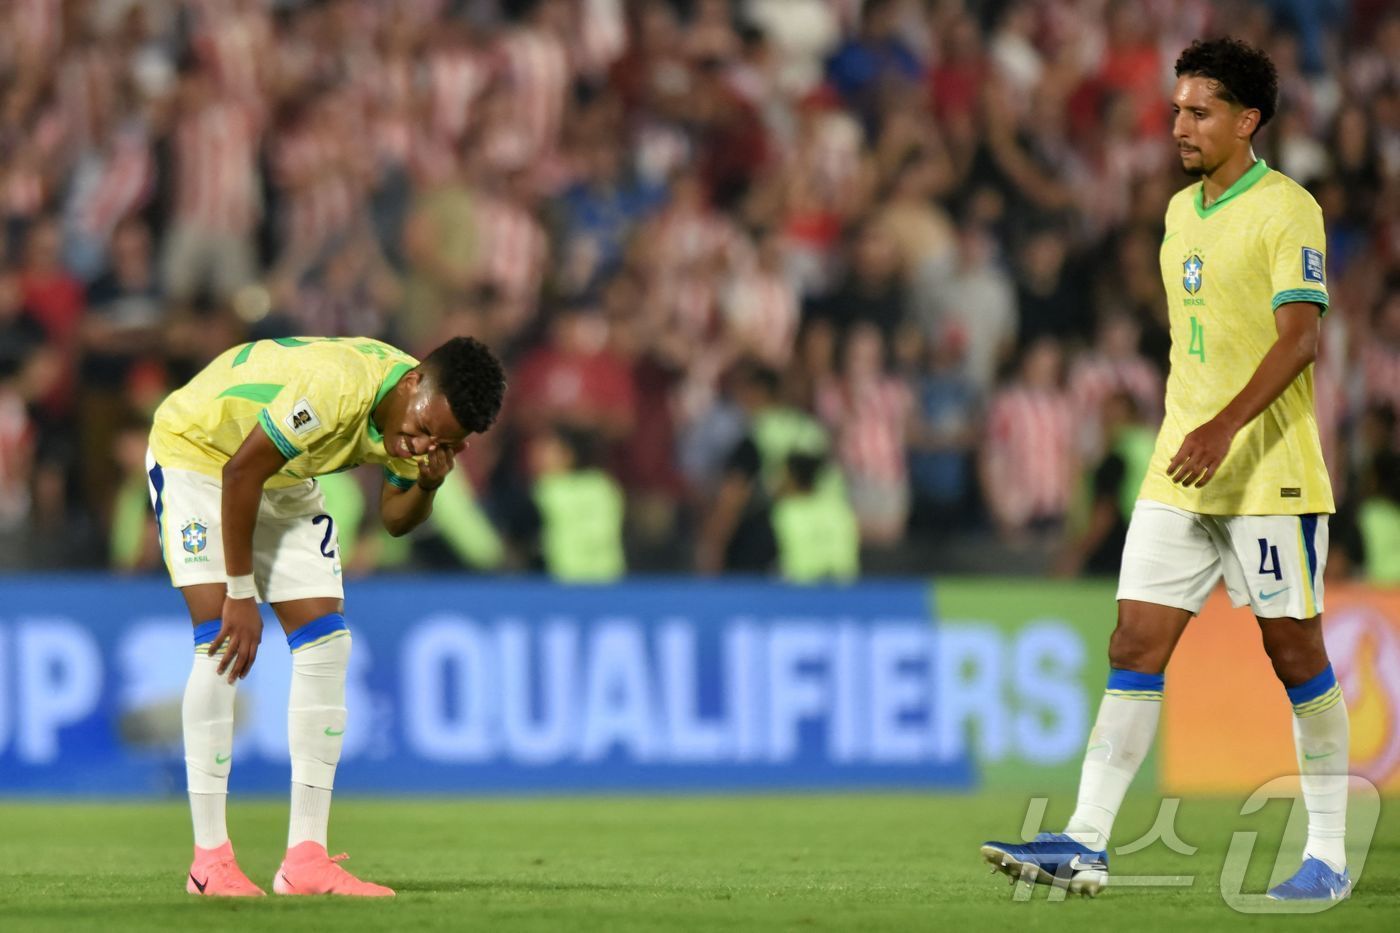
[1179,151,1207,177]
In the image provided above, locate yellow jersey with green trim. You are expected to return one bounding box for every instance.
[1140,159,1334,515]
[149,336,423,490]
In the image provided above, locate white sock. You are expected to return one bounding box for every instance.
[1064,683,1163,850]
[190,793,229,850]
[289,783,333,849]
[286,626,350,849]
[1290,673,1349,871]
[183,640,236,849]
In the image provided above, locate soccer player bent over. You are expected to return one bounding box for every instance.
[982,39,1350,902]
[147,336,505,896]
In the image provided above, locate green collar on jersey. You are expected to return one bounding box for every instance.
[1194,158,1269,218]
[367,362,414,444]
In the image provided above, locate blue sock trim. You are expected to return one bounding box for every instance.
[286,612,348,651]
[1106,668,1165,693]
[1286,664,1336,706]
[193,620,221,646]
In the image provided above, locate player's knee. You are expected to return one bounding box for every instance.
[1265,641,1328,688]
[1107,625,1168,674]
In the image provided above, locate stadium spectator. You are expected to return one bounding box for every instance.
[1362,288,1400,427]
[400,150,481,352]
[511,303,637,443]
[816,218,906,344]
[271,227,399,341]
[0,267,48,535]
[816,320,913,544]
[1068,311,1163,459]
[907,321,980,528]
[921,221,1017,393]
[160,55,261,306]
[980,336,1078,542]
[825,0,921,135]
[554,138,666,298]
[80,217,165,521]
[722,229,799,369]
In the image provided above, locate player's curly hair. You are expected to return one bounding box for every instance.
[420,336,506,435]
[1175,38,1278,135]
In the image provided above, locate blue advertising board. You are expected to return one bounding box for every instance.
[0,577,989,795]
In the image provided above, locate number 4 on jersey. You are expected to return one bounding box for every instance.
[1189,316,1206,362]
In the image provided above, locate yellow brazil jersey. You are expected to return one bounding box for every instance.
[1140,160,1334,515]
[150,336,422,490]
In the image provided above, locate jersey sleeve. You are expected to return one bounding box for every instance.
[255,372,352,461]
[384,459,420,490]
[1265,194,1329,314]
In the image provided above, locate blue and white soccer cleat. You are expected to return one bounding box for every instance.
[980,832,1110,897]
[1266,856,1352,902]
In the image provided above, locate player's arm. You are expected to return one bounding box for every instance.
[379,443,460,536]
[211,426,288,682]
[1167,302,1321,487]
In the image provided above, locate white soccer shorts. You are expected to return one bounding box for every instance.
[1116,499,1327,619]
[145,449,344,603]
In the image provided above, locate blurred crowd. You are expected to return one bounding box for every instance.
[0,0,1397,583]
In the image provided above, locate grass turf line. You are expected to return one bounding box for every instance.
[0,792,1393,931]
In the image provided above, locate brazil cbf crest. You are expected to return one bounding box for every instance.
[181,518,209,555]
[1183,254,1204,294]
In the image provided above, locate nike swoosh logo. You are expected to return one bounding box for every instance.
[324,727,344,736]
[215,753,231,764]
[190,872,208,894]
[1068,855,1107,872]
[1304,750,1335,761]
[280,872,293,890]
[1162,231,1178,245]
[1259,587,1290,600]
[1085,743,1110,754]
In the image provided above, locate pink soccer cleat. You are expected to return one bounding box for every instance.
[273,841,396,897]
[186,841,267,896]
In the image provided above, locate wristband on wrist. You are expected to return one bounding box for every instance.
[417,477,442,491]
[226,574,257,600]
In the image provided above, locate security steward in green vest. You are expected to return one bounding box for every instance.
[697,362,854,577]
[773,451,860,582]
[1057,391,1154,576]
[528,425,626,581]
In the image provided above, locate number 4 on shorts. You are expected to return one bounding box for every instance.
[1257,538,1282,580]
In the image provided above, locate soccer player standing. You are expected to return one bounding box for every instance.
[982,39,1350,901]
[147,336,505,896]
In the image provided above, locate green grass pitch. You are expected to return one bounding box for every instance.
[0,792,1393,931]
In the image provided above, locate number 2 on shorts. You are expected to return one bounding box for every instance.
[312,513,337,559]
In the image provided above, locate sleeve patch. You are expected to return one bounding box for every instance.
[284,397,323,437]
[1302,247,1325,283]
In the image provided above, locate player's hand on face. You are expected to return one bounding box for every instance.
[417,441,460,490]
[1167,418,1235,488]
[212,594,263,683]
